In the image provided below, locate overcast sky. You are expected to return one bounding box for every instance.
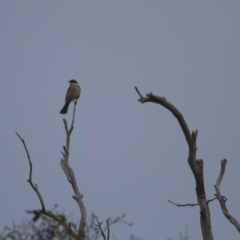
[1,1,240,240]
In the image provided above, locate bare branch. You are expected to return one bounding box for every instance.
[96,220,106,240]
[60,99,87,238]
[215,159,240,233]
[135,87,213,240]
[16,98,85,239]
[106,218,110,240]
[95,218,111,240]
[15,133,79,239]
[168,197,216,207]
[215,159,227,187]
[134,86,144,99]
[168,200,199,208]
[15,132,46,212]
[70,100,78,133]
[135,86,192,146]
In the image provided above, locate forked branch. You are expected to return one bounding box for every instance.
[214,159,240,232]
[135,87,213,240]
[60,100,87,238]
[16,99,86,240]
[15,132,79,239]
[96,218,111,240]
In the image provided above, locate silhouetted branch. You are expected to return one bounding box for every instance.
[135,86,192,145]
[96,220,106,240]
[15,133,79,239]
[61,99,79,161]
[15,132,46,212]
[60,100,87,238]
[106,218,110,240]
[135,87,213,240]
[168,197,216,207]
[96,218,111,240]
[214,159,240,233]
[16,100,85,239]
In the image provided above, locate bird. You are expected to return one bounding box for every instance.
[60,79,81,114]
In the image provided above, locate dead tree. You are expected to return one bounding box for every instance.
[135,87,240,240]
[16,100,87,240]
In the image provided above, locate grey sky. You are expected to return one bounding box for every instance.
[1,1,240,239]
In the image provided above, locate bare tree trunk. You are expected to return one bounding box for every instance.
[135,87,213,240]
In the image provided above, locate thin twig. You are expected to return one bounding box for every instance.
[106,218,110,240]
[168,197,216,207]
[96,220,106,240]
[15,132,46,212]
[134,86,144,99]
[214,159,240,233]
[96,218,110,240]
[15,133,79,239]
[135,86,192,146]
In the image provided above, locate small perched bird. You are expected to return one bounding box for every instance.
[60,79,81,114]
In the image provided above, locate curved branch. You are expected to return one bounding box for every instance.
[15,133,79,239]
[15,132,46,212]
[215,159,240,233]
[135,87,213,240]
[16,98,85,240]
[135,87,192,146]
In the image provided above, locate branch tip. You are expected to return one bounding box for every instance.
[134,86,144,99]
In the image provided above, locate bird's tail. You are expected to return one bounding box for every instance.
[60,102,70,114]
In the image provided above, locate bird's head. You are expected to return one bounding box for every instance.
[69,79,78,84]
